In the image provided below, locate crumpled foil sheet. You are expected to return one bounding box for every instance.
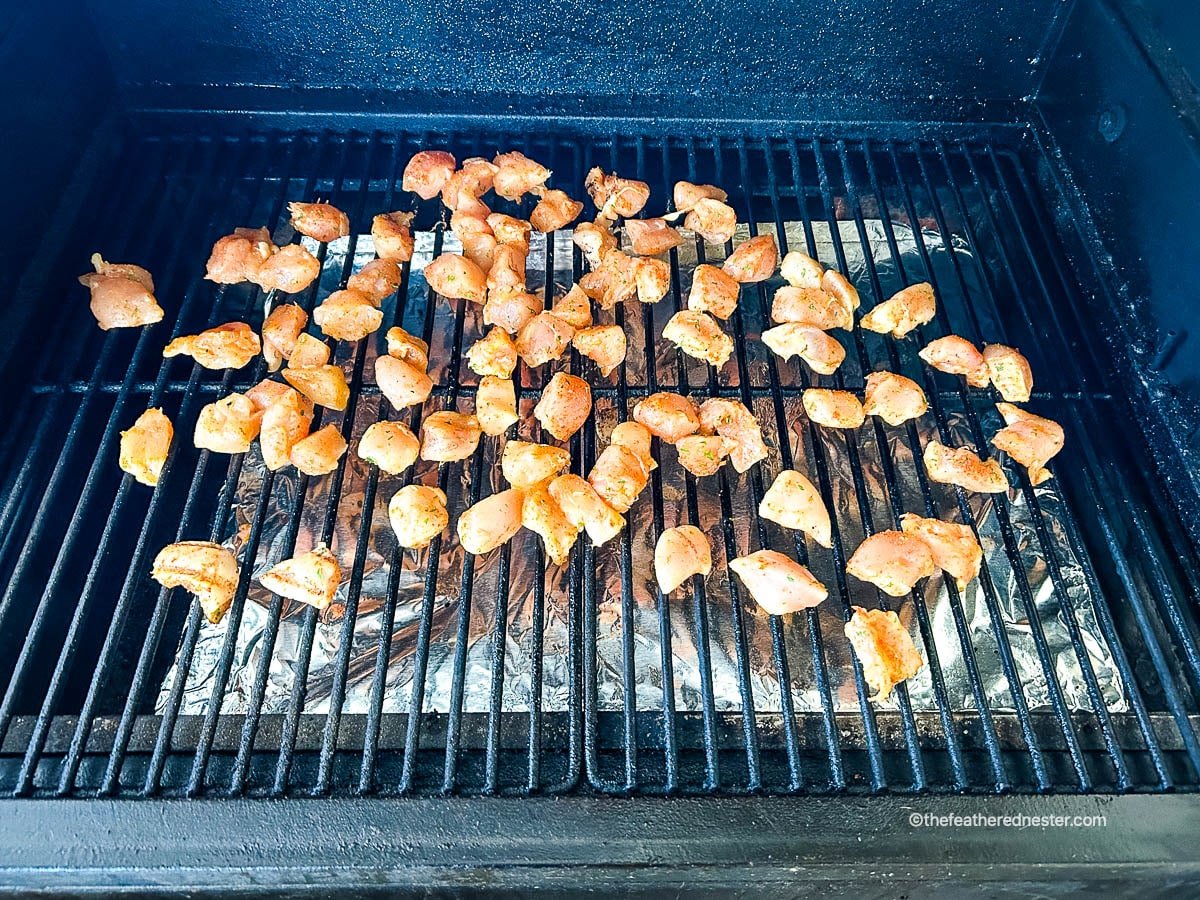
[158,217,1126,722]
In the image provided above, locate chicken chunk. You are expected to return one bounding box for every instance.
[802,388,865,429]
[635,257,672,305]
[204,228,275,285]
[259,388,315,470]
[457,488,525,555]
[516,312,575,367]
[610,421,657,472]
[259,544,342,610]
[376,355,433,411]
[572,324,627,377]
[384,326,430,370]
[549,474,626,546]
[579,249,638,309]
[588,444,649,513]
[760,324,846,375]
[420,411,482,462]
[493,150,552,201]
[402,150,456,200]
[467,326,518,378]
[530,189,584,233]
[991,402,1064,486]
[245,378,293,415]
[844,606,924,703]
[900,513,983,592]
[780,251,824,289]
[821,269,861,312]
[347,258,404,305]
[80,253,165,330]
[633,392,701,444]
[252,243,321,294]
[846,530,937,597]
[424,253,488,304]
[502,440,571,488]
[163,322,260,370]
[624,218,684,256]
[759,469,832,548]
[722,234,778,283]
[475,376,519,436]
[371,211,416,262]
[485,213,532,252]
[687,264,741,320]
[654,525,712,593]
[918,335,989,387]
[289,333,331,368]
[674,434,736,477]
[522,481,581,565]
[683,198,738,245]
[770,286,853,331]
[534,372,592,442]
[312,289,384,341]
[696,398,769,473]
[358,420,420,474]
[441,158,498,215]
[452,210,499,273]
[194,392,261,454]
[862,371,928,426]
[487,244,527,296]
[151,541,239,624]
[662,310,734,367]
[289,201,350,243]
[261,304,308,371]
[550,284,593,330]
[729,550,828,616]
[283,364,350,411]
[923,440,1009,493]
[290,423,348,476]
[672,181,728,211]
[572,219,619,268]
[483,289,543,334]
[983,344,1034,403]
[584,167,651,220]
[860,282,937,339]
[389,485,449,550]
[120,407,172,486]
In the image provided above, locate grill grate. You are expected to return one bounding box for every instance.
[1,126,1199,798]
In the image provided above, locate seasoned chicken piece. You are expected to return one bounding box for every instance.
[549,474,625,546]
[675,434,736,477]
[252,243,321,294]
[502,440,572,488]
[376,355,433,411]
[983,344,1034,403]
[424,253,487,304]
[636,257,672,305]
[120,408,172,486]
[730,550,828,615]
[770,286,853,331]
[585,167,651,220]
[204,228,275,285]
[534,372,592,441]
[572,324,627,376]
[290,423,348,476]
[672,181,728,211]
[802,389,865,429]
[655,525,712,593]
[358,420,420,474]
[467,326,518,378]
[780,251,824,289]
[283,363,350,411]
[484,290,543,335]
[289,201,349,243]
[684,198,738,245]
[722,234,778,283]
[862,371,928,426]
[516,312,575,367]
[441,158,498,216]
[522,481,581,565]
[259,544,341,610]
[486,213,532,252]
[821,269,861,312]
[759,469,832,548]
[80,253,164,330]
[580,249,639,309]
[900,513,983,592]
[420,411,482,462]
[163,322,260,370]
[312,289,384,341]
[402,150,456,200]
[687,264,741,320]
[245,379,292,417]
[289,333,331,368]
[662,310,734,367]
[371,211,415,262]
[493,150,552,201]
[259,388,314,470]
[697,398,768,472]
[451,211,499,273]
[918,335,989,387]
[487,244,527,296]
[610,421,657,472]
[845,606,924,702]
[458,487,525,555]
[588,444,649,513]
[348,258,404,305]
[476,375,519,436]
[530,189,584,233]
[261,303,308,371]
[572,219,619,268]
[384,326,430,369]
[991,402,1064,486]
[861,282,937,339]
[846,530,937,597]
[152,541,239,623]
[633,392,701,444]
[550,284,593,329]
[389,485,449,550]
[624,218,683,256]
[761,324,845,375]
[194,392,261,454]
[923,440,1009,493]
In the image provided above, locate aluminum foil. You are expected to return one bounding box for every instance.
[158,216,1126,724]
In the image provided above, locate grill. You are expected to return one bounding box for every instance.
[3,125,1199,805]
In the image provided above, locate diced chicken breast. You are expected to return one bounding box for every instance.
[780,251,824,289]
[802,388,865,429]
[821,269,861,312]
[384,326,430,370]
[549,474,626,546]
[722,234,778,283]
[862,371,928,426]
[371,211,416,262]
[151,541,239,624]
[534,372,592,442]
[923,440,1009,493]
[684,198,738,245]
[662,310,734,367]
[585,167,651,219]
[516,312,575,367]
[467,326,518,378]
[487,244,527,296]
[420,411,482,462]
[770,285,853,331]
[245,378,293,415]
[290,423,348,476]
[672,181,728,211]
[610,421,657,472]
[572,219,619,268]
[991,402,1064,486]
[259,544,342,610]
[483,290,543,334]
[163,322,260,370]
[80,253,165,330]
[289,201,349,243]
[729,550,828,615]
[252,243,321,294]
[402,150,457,200]
[844,606,924,702]
[635,257,672,305]
[452,211,499,272]
[550,284,593,329]
[486,213,533,252]
[696,398,768,472]
[572,324,627,376]
[675,434,736,477]
[312,289,384,341]
[457,488,525,555]
[348,258,404,305]
[475,376,519,436]
[522,481,581,565]
[654,525,712,593]
[899,513,983,592]
[424,253,488,303]
[846,530,937,597]
[194,392,262,454]
[376,354,433,411]
[441,158,498,215]
[758,469,832,548]
[588,444,649,513]
[624,218,684,256]
[283,364,350,411]
[204,229,275,285]
[918,335,989,387]
[119,407,173,486]
[860,282,937,339]
[261,304,308,371]
[358,421,420,474]
[492,150,552,201]
[633,392,701,444]
[289,333,331,368]
[761,324,845,375]
[983,344,1034,403]
[530,189,584,233]
[502,440,572,488]
[259,388,315,470]
[580,249,639,309]
[389,485,449,550]
[687,264,741,320]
